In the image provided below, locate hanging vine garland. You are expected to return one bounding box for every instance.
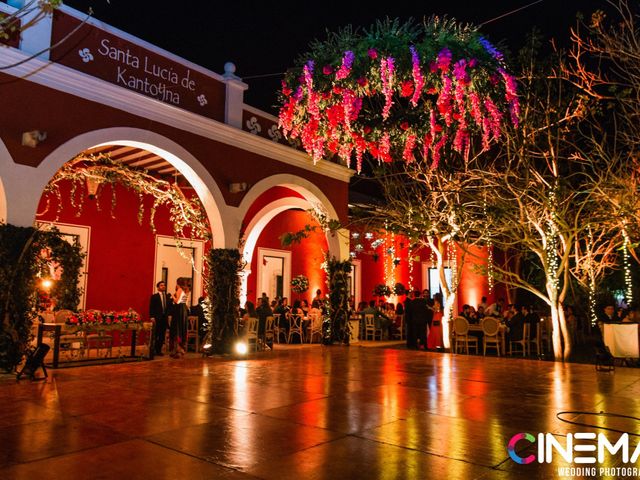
[41,154,211,242]
[278,18,518,172]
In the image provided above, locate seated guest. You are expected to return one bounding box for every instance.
[362,300,391,338]
[478,296,488,311]
[624,305,640,323]
[256,297,272,338]
[309,300,322,318]
[486,298,504,317]
[459,304,473,322]
[598,303,618,325]
[476,305,486,321]
[275,297,291,332]
[300,299,310,317]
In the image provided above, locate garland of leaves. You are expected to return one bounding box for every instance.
[41,153,211,242]
[206,248,243,353]
[322,255,352,344]
[0,224,84,372]
[42,228,85,311]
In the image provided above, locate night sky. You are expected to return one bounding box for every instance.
[63,0,607,114]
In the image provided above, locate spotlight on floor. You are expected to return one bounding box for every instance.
[234,341,248,355]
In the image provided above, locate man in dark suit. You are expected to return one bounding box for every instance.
[149,281,173,356]
[406,290,432,350]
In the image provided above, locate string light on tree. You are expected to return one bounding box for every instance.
[623,228,633,306]
[587,225,597,327]
[408,245,414,291]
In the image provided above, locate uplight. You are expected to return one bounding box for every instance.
[234,342,248,355]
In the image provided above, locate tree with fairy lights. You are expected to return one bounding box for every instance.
[279,18,519,348]
[562,0,640,315]
[474,33,633,360]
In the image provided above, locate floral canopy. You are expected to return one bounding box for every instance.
[278,18,518,173]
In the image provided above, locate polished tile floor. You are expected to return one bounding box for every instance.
[0,344,638,479]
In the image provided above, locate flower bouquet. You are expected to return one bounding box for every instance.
[291,274,310,294]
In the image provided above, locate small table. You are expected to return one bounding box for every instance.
[603,323,640,358]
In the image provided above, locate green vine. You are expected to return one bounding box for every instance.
[322,254,352,345]
[41,153,211,242]
[206,248,244,353]
[0,224,84,372]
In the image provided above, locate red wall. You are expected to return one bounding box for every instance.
[37,180,194,320]
[247,210,328,304]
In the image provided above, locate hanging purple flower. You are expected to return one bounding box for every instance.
[336,50,355,80]
[479,37,504,62]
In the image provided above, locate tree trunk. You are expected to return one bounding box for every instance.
[547,292,570,361]
[441,289,456,349]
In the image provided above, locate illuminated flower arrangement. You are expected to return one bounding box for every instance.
[373,283,392,297]
[290,274,310,293]
[279,18,518,172]
[67,309,141,326]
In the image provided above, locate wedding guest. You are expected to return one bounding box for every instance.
[427,298,443,349]
[149,280,173,356]
[405,290,432,349]
[170,278,190,358]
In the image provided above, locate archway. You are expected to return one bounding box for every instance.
[2,128,228,246]
[238,176,348,305]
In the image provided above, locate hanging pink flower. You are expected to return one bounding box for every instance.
[437,75,453,126]
[367,48,378,59]
[409,46,424,107]
[323,65,334,75]
[403,134,417,162]
[379,132,392,163]
[431,134,447,169]
[400,80,414,98]
[336,50,355,80]
[484,98,503,139]
[380,56,395,120]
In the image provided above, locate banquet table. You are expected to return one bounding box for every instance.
[603,323,640,358]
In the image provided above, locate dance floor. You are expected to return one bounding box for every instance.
[0,345,638,479]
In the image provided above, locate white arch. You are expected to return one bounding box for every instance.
[242,197,314,266]
[238,173,347,259]
[2,128,228,246]
[238,173,341,225]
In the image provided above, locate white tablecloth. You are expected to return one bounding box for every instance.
[603,323,639,358]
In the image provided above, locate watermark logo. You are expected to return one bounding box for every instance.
[508,432,640,478]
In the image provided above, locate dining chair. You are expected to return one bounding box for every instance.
[392,314,404,340]
[453,316,478,354]
[307,312,322,343]
[185,315,200,352]
[272,313,282,344]
[529,322,542,356]
[245,317,259,352]
[481,316,500,356]
[264,315,275,350]
[364,314,377,340]
[509,323,530,356]
[288,314,304,344]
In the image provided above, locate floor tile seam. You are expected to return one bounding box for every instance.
[1,436,135,467]
[347,433,505,469]
[141,438,266,479]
